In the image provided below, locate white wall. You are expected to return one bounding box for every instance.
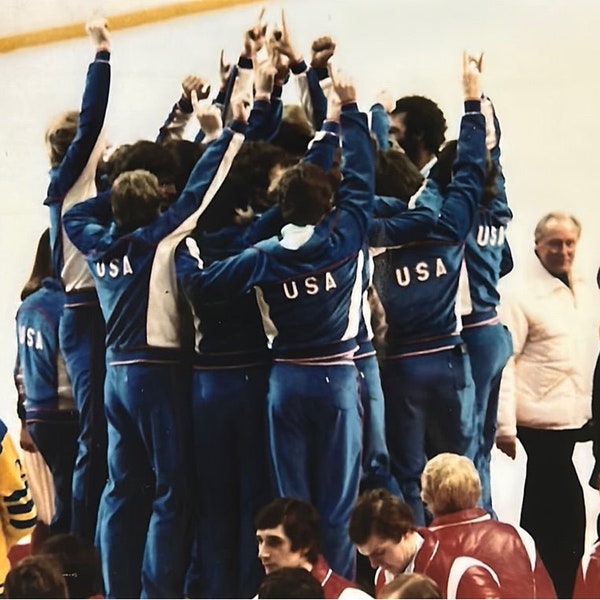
[2,0,600,538]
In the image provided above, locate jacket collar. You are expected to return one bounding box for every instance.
[428,507,490,530]
[527,254,582,297]
[310,554,332,586]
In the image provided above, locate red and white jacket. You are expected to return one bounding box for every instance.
[375,509,556,598]
[573,539,600,598]
[311,555,372,599]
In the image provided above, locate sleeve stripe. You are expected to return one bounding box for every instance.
[5,488,28,502]
[7,500,35,515]
[10,516,37,529]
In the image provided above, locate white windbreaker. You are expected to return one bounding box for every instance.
[497,256,599,436]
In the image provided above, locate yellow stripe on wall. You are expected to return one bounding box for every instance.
[0,0,261,54]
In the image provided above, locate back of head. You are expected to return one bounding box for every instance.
[40,533,103,598]
[421,453,481,517]
[392,96,447,156]
[380,573,442,599]
[349,489,415,545]
[375,149,424,200]
[270,104,315,158]
[433,140,497,204]
[45,110,79,168]
[109,140,180,206]
[274,162,334,226]
[255,497,321,564]
[258,567,324,599]
[20,228,54,301]
[110,169,162,231]
[5,555,68,599]
[198,141,292,232]
[161,139,204,194]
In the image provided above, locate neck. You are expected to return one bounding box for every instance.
[413,149,435,172]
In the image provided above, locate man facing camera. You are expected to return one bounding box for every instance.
[255,498,372,599]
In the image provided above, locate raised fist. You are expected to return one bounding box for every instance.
[311,36,336,70]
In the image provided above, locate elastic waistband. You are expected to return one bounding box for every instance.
[385,342,468,360]
[462,309,498,327]
[26,408,79,423]
[354,340,376,359]
[192,350,272,368]
[106,346,183,365]
[386,333,463,357]
[64,289,99,306]
[273,339,358,361]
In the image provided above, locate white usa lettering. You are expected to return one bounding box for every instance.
[395,258,448,287]
[18,325,43,350]
[282,272,338,299]
[95,255,134,278]
[476,225,506,247]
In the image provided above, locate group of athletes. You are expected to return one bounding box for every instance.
[12,7,541,599]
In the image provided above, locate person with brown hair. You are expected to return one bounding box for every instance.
[178,66,373,579]
[351,454,557,600]
[15,229,78,538]
[44,17,112,543]
[255,498,372,599]
[258,567,325,599]
[5,555,67,599]
[62,80,250,598]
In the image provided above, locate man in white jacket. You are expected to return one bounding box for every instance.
[496,211,600,598]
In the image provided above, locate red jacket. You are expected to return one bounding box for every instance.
[375,509,556,598]
[312,555,371,599]
[573,540,600,598]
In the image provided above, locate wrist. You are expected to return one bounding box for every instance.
[95,41,111,53]
[254,92,270,102]
[178,95,193,114]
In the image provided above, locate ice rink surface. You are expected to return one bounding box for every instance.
[2,0,600,547]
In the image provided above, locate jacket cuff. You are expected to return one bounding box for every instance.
[341,102,359,113]
[290,59,308,75]
[464,99,481,113]
[238,56,253,70]
[228,119,249,135]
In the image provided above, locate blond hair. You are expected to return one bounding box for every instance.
[45,110,79,167]
[421,453,481,517]
[379,573,442,599]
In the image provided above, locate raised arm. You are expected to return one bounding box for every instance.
[301,86,341,170]
[46,18,111,198]
[330,67,375,233]
[370,90,394,150]
[144,79,252,243]
[246,59,280,141]
[210,9,264,128]
[297,35,336,130]
[434,52,487,241]
[156,75,211,144]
